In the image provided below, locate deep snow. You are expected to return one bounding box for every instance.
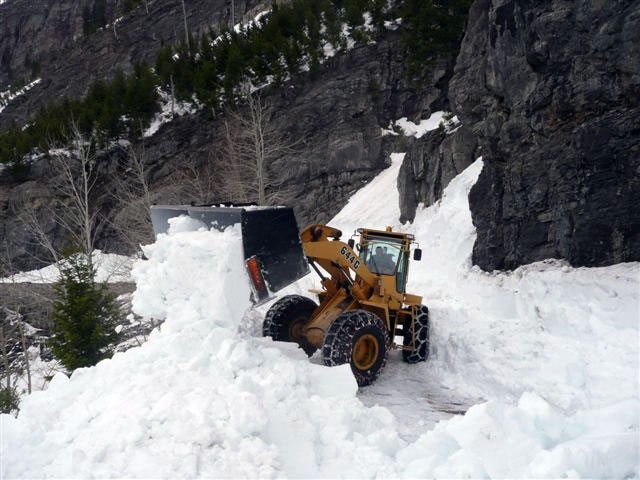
[1,142,638,476]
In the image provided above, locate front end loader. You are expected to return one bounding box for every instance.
[262,224,429,387]
[150,204,428,387]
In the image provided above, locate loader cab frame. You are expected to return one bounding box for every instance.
[356,228,414,294]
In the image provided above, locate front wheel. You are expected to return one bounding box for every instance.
[322,310,389,387]
[263,295,318,356]
[402,305,430,364]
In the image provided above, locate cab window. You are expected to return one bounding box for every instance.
[360,240,401,275]
[395,250,408,293]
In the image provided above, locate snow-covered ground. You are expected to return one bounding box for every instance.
[0,250,134,283]
[2,135,638,476]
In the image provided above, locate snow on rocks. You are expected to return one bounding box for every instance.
[394,112,446,138]
[143,88,201,138]
[0,78,41,114]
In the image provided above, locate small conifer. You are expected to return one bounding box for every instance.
[49,254,120,372]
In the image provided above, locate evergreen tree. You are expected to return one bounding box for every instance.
[124,62,160,136]
[82,0,107,36]
[49,254,120,372]
[401,0,473,79]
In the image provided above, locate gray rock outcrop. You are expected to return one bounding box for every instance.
[398,124,478,223]
[0,0,261,129]
[450,0,640,270]
[0,12,453,270]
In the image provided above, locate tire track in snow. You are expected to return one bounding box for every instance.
[357,351,481,442]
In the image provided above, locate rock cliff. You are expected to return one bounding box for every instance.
[0,0,260,129]
[1,0,639,273]
[0,0,453,270]
[450,0,640,270]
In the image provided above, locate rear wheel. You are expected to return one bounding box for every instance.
[263,295,318,356]
[402,305,430,364]
[322,310,389,387]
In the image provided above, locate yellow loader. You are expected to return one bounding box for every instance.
[261,224,429,387]
[150,205,428,387]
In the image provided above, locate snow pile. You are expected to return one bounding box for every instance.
[1,218,404,478]
[2,151,638,477]
[397,393,638,478]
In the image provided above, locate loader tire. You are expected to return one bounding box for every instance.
[322,310,390,387]
[263,295,318,356]
[402,305,430,364]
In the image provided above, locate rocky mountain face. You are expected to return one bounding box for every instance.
[1,0,452,270]
[0,0,261,129]
[450,0,640,270]
[1,0,639,273]
[126,31,447,232]
[399,0,640,270]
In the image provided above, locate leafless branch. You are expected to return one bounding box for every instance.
[214,89,304,205]
[109,144,155,251]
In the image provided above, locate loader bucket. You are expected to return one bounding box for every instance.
[150,205,309,302]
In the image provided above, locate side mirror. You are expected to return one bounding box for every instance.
[413,248,422,261]
[348,238,355,249]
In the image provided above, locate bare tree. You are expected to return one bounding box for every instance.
[0,239,56,400]
[215,90,303,205]
[170,156,221,205]
[0,326,10,391]
[18,122,102,267]
[180,0,190,54]
[110,145,155,251]
[16,320,31,394]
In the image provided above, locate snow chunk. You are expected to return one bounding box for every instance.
[397,393,639,479]
[395,111,445,138]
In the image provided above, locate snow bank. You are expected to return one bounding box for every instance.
[397,161,639,415]
[1,218,403,478]
[398,393,638,478]
[2,154,638,478]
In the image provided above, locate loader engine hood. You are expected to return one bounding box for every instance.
[150,205,309,302]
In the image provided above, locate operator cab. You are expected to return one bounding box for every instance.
[361,239,402,275]
[356,227,416,294]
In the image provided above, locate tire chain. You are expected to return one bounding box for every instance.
[322,309,390,386]
[403,304,430,364]
[263,295,313,338]
[263,295,318,356]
